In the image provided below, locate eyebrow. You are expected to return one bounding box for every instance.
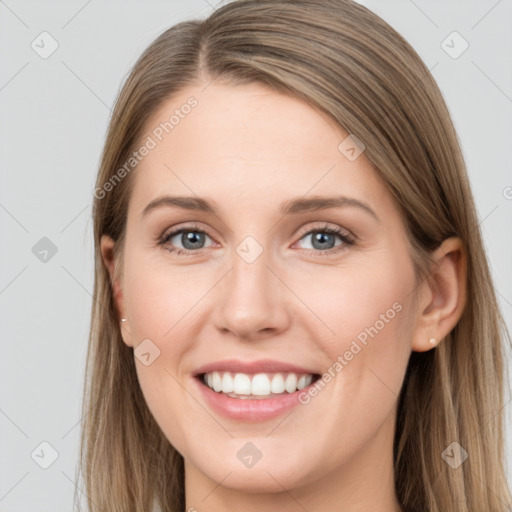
[141,195,380,222]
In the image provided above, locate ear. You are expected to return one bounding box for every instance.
[100,235,133,347]
[411,237,467,352]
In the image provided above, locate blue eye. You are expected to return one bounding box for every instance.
[158,225,213,255]
[158,223,355,256]
[297,226,354,253]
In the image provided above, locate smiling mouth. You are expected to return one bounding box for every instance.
[197,371,321,399]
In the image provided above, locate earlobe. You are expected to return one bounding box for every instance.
[411,237,467,353]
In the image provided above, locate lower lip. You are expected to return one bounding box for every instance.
[193,376,316,421]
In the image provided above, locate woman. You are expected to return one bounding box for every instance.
[79,1,512,510]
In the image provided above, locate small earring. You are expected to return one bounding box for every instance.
[121,318,127,322]
[429,337,436,345]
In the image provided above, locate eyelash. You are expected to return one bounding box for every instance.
[157,222,355,257]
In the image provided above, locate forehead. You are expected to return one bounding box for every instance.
[128,81,392,218]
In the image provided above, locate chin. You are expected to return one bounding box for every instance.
[207,465,304,493]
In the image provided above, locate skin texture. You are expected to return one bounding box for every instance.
[101,81,466,512]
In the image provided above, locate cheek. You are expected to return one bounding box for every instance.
[123,248,206,341]
[125,280,198,458]
[293,251,415,402]
[132,362,194,463]
[298,255,413,347]
[121,248,214,439]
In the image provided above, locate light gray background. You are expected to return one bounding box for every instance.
[1,1,511,510]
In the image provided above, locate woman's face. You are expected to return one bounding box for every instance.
[103,81,425,494]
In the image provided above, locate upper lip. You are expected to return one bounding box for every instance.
[193,359,319,377]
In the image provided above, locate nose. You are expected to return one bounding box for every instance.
[213,245,291,341]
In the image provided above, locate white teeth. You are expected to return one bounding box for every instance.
[270,373,285,394]
[284,373,297,393]
[297,375,313,390]
[233,373,252,395]
[222,372,234,393]
[202,371,315,397]
[251,373,271,395]
[212,371,222,392]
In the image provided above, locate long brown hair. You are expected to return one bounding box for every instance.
[78,1,512,510]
